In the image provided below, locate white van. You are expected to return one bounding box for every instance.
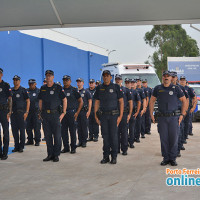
[101,63,160,88]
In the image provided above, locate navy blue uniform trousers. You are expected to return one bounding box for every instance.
[77,110,88,144]
[61,110,77,151]
[135,113,141,139]
[100,114,118,158]
[145,106,151,133]
[11,112,26,150]
[89,111,99,139]
[26,111,41,143]
[128,115,136,145]
[0,110,9,155]
[157,116,179,161]
[42,112,61,157]
[118,113,128,152]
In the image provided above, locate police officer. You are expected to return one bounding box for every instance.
[171,72,189,157]
[179,76,197,142]
[26,79,41,146]
[42,78,47,142]
[61,75,83,154]
[76,78,92,148]
[0,68,12,160]
[38,70,67,162]
[94,70,123,164]
[87,79,99,142]
[149,71,187,166]
[135,78,146,141]
[11,75,30,153]
[128,79,141,148]
[115,75,133,155]
[142,79,152,135]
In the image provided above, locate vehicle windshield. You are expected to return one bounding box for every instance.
[192,86,200,96]
[121,74,160,88]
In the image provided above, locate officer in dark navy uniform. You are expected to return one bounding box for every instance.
[128,79,141,148]
[38,70,67,162]
[150,71,187,166]
[94,70,124,164]
[135,78,146,141]
[0,68,12,160]
[171,72,189,157]
[11,75,30,153]
[142,79,152,135]
[76,78,92,148]
[179,76,197,142]
[115,75,133,155]
[26,79,41,146]
[87,79,99,142]
[61,75,83,154]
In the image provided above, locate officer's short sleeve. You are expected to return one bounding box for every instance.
[86,90,92,100]
[184,90,189,99]
[189,87,196,98]
[115,84,123,99]
[73,88,81,99]
[5,83,12,98]
[59,87,66,100]
[152,86,159,97]
[93,86,100,100]
[126,88,132,101]
[23,88,29,100]
[176,86,184,99]
[136,92,141,101]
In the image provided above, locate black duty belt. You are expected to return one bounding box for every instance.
[157,110,181,117]
[102,110,119,115]
[43,109,59,114]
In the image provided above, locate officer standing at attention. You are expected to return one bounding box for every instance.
[42,78,47,142]
[149,71,187,166]
[142,79,152,135]
[179,76,197,140]
[115,75,133,155]
[0,68,12,160]
[87,79,99,142]
[76,78,92,148]
[61,75,83,154]
[171,72,189,157]
[11,75,30,153]
[26,79,41,146]
[128,79,141,148]
[38,70,67,162]
[94,70,124,164]
[135,78,146,141]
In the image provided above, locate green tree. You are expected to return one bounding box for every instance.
[144,25,200,80]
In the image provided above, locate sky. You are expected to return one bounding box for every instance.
[55,24,200,64]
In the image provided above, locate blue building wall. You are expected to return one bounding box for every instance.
[0,31,108,88]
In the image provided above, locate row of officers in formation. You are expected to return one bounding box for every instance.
[0,68,197,165]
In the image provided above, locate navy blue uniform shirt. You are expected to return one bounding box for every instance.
[12,86,29,112]
[0,80,12,105]
[94,82,123,112]
[153,84,184,113]
[78,88,92,107]
[27,87,40,111]
[87,87,96,109]
[121,86,132,108]
[131,89,141,108]
[63,85,81,111]
[38,83,66,110]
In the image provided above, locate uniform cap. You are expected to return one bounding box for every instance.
[63,75,71,80]
[28,79,36,84]
[76,78,84,82]
[96,80,101,84]
[142,79,147,83]
[180,75,186,79]
[125,78,131,82]
[171,71,177,77]
[89,79,95,83]
[130,79,136,83]
[0,68,3,73]
[45,70,54,76]
[102,70,111,76]
[115,74,122,80]
[136,77,142,81]
[162,70,171,76]
[43,78,47,83]
[13,75,21,80]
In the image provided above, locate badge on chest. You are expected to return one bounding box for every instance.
[0,88,2,92]
[109,89,114,93]
[81,94,85,97]
[16,94,20,98]
[66,93,70,96]
[50,91,54,95]
[33,93,36,97]
[169,91,173,95]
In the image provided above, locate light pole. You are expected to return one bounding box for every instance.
[107,49,116,62]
